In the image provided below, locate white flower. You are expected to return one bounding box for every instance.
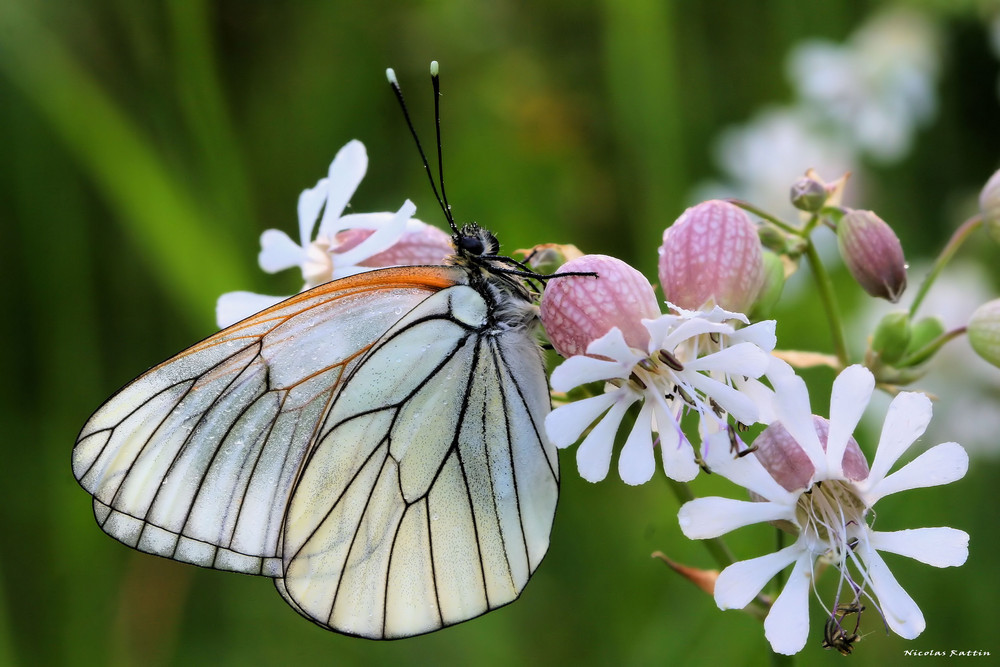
[545,304,778,485]
[692,9,941,218]
[789,8,940,163]
[216,140,451,327]
[677,365,969,655]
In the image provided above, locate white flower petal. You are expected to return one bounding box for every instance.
[734,377,780,425]
[869,527,969,568]
[665,301,748,326]
[764,356,797,384]
[215,291,286,328]
[297,177,328,247]
[685,372,759,426]
[576,398,634,482]
[763,554,814,655]
[333,211,393,231]
[657,317,731,351]
[702,432,798,504]
[677,497,793,539]
[544,391,620,448]
[771,373,825,470]
[258,229,305,273]
[686,342,770,378]
[640,314,681,350]
[865,391,933,489]
[825,365,874,475]
[586,327,645,365]
[618,403,656,485]
[317,140,368,236]
[730,319,777,350]
[861,547,926,639]
[714,543,804,610]
[862,441,968,503]
[332,200,415,271]
[650,394,699,481]
[550,355,632,393]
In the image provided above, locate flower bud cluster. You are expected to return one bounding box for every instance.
[541,200,771,359]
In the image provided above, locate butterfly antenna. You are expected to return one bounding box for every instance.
[386,66,457,233]
[430,61,455,230]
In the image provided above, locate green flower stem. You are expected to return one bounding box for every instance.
[909,214,984,319]
[665,479,735,569]
[728,199,800,235]
[804,240,849,368]
[897,326,967,368]
[774,527,787,591]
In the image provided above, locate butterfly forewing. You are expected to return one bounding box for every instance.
[72,267,460,575]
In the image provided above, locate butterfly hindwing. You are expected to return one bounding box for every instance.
[277,283,558,638]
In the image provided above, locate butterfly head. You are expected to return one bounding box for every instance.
[453,222,500,259]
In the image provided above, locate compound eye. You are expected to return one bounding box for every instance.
[458,235,485,255]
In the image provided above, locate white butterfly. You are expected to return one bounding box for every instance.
[72,222,560,639]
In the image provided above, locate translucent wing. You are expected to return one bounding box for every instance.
[276,283,558,639]
[72,266,462,576]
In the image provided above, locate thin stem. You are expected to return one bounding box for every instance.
[897,326,967,368]
[665,479,736,569]
[804,241,849,368]
[909,214,983,319]
[728,199,800,235]
[773,527,787,591]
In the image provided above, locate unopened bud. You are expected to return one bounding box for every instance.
[517,243,584,274]
[871,311,911,365]
[752,416,868,492]
[790,175,828,212]
[836,210,907,302]
[968,299,1000,368]
[659,200,765,314]
[757,224,788,253]
[900,316,946,367]
[749,250,786,318]
[540,254,660,358]
[980,168,1000,243]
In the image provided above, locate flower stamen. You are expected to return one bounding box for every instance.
[658,349,685,370]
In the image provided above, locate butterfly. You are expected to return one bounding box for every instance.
[72,64,573,640]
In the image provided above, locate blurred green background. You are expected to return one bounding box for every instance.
[3,1,1000,665]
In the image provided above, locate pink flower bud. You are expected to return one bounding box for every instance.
[836,209,907,302]
[753,417,869,492]
[658,200,765,314]
[540,254,660,358]
[335,222,453,268]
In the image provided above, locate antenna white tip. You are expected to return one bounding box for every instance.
[430,61,439,76]
[386,68,398,85]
